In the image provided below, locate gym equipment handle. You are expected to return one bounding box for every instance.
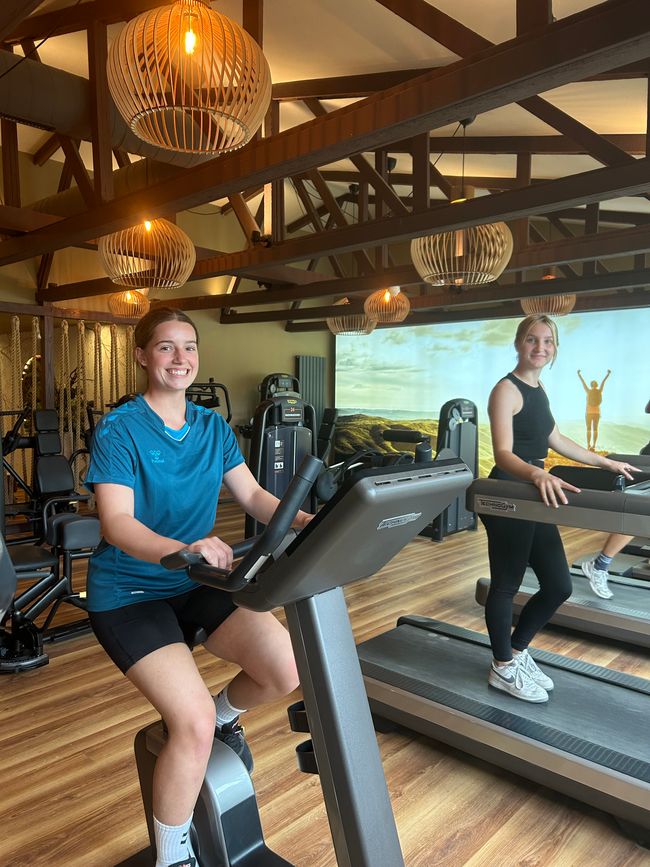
[383,428,429,444]
[161,537,258,571]
[162,453,323,592]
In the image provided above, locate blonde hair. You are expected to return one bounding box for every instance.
[514,314,559,366]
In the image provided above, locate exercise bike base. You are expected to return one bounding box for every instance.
[134,722,293,867]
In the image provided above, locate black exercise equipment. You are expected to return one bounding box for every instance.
[244,377,317,537]
[356,471,650,848]
[130,454,473,866]
[426,397,478,541]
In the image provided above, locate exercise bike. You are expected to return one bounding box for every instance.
[129,452,472,867]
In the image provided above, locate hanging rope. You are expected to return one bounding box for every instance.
[124,325,136,395]
[9,316,25,499]
[109,324,120,405]
[72,321,87,487]
[31,317,40,416]
[93,322,105,411]
[58,320,72,455]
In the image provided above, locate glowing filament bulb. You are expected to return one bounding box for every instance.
[144,220,152,232]
[454,228,465,259]
[184,27,196,54]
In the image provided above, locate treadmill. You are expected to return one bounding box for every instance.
[475,568,650,647]
[358,476,650,843]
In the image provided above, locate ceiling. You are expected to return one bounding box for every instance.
[1,0,650,330]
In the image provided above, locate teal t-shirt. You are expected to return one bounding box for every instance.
[85,394,244,611]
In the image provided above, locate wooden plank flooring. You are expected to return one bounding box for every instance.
[1,509,649,866]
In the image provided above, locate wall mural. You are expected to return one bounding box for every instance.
[335,309,650,477]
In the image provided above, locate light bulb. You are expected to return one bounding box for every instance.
[383,290,391,303]
[184,28,196,54]
[144,220,152,232]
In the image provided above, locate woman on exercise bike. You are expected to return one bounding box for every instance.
[85,307,311,867]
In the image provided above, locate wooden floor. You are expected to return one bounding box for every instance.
[2,509,650,867]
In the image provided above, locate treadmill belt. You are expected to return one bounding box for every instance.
[359,617,650,783]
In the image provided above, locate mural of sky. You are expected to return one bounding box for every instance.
[335,308,649,453]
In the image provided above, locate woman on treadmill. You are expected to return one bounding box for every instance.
[481,314,637,703]
[85,307,311,867]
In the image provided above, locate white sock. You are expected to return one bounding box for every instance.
[154,814,195,867]
[214,685,247,729]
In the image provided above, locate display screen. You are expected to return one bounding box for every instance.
[335,309,649,476]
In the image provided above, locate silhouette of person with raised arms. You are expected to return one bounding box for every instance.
[577,368,611,451]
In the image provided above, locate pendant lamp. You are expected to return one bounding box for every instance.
[107,0,272,155]
[364,286,410,323]
[520,294,576,316]
[326,298,376,336]
[108,289,151,318]
[99,218,196,293]
[410,118,513,289]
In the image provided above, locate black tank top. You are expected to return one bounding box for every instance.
[503,372,555,461]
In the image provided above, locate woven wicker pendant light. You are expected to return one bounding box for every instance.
[520,294,576,316]
[108,289,151,318]
[99,218,196,293]
[411,222,513,289]
[326,298,376,336]
[107,0,272,154]
[410,117,512,289]
[364,286,410,323]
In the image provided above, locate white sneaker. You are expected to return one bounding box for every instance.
[516,649,554,691]
[581,559,613,599]
[488,659,549,703]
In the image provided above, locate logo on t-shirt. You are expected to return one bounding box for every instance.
[148,449,164,464]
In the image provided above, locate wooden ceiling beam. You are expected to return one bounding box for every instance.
[304,99,410,217]
[273,63,650,103]
[56,136,95,208]
[87,20,113,204]
[376,0,635,169]
[219,268,650,323]
[304,168,375,274]
[0,204,60,234]
[32,134,61,166]
[285,287,649,331]
[1,118,21,207]
[36,161,74,291]
[528,223,578,279]
[2,0,650,266]
[510,221,650,270]
[5,0,168,43]
[191,158,650,279]
[517,0,552,34]
[392,134,647,155]
[0,1,46,42]
[154,265,421,311]
[291,177,346,277]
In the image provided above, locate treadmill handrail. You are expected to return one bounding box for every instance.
[467,476,650,536]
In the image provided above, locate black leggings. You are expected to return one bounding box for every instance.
[480,513,572,661]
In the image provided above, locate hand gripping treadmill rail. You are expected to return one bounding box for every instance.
[473,468,650,647]
[134,454,473,867]
[357,475,650,846]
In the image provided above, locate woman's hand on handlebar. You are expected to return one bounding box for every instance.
[292,510,314,530]
[185,535,233,569]
[530,468,580,508]
[602,458,640,481]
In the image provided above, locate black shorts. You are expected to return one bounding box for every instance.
[89,585,237,674]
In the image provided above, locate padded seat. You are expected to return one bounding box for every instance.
[46,514,101,550]
[9,545,58,572]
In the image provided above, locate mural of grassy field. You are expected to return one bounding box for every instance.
[334,415,648,479]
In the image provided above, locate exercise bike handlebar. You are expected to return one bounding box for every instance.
[161,453,323,592]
